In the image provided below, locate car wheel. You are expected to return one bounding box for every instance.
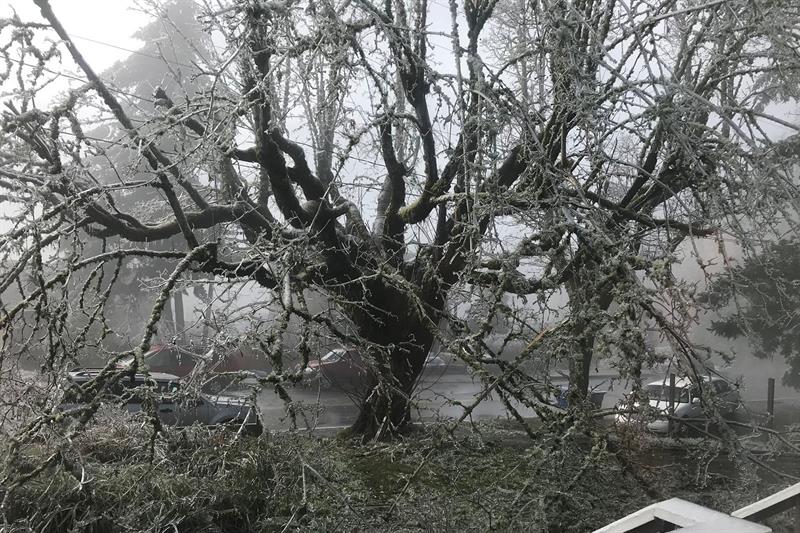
[245,420,264,437]
[671,419,687,437]
[219,418,242,434]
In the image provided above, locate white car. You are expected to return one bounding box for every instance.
[615,375,741,434]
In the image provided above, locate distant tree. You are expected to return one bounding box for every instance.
[84,0,212,346]
[704,239,800,388]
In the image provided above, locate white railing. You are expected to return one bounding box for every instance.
[594,482,800,533]
[732,482,800,533]
[594,498,770,532]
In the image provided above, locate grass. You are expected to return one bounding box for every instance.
[1,413,797,532]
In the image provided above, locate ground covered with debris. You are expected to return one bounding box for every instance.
[2,415,798,532]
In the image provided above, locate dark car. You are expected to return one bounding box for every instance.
[61,368,262,435]
[301,348,373,391]
[301,348,451,391]
[116,344,267,392]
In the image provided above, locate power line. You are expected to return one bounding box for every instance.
[5,57,154,103]
[68,33,199,71]
[5,59,429,178]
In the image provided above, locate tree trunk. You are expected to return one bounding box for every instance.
[162,296,175,340]
[569,332,595,405]
[201,282,213,340]
[567,287,613,405]
[173,291,186,342]
[348,339,432,440]
[566,254,614,406]
[343,278,440,440]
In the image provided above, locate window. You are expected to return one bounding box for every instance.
[713,380,730,394]
[157,380,180,395]
[646,384,692,403]
[322,350,345,363]
[116,377,178,402]
[145,348,179,367]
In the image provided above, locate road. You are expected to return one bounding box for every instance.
[236,364,800,433]
[245,365,630,432]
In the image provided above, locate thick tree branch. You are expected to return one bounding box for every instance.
[34,0,204,249]
[84,203,269,242]
[270,128,326,201]
[438,143,530,281]
[374,120,407,259]
[577,189,716,237]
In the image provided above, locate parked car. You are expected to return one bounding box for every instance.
[300,348,450,390]
[116,344,267,392]
[553,384,607,410]
[615,375,740,434]
[61,368,262,435]
[424,354,447,368]
[300,348,372,391]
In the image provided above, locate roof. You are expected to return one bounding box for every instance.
[68,368,180,382]
[645,375,722,389]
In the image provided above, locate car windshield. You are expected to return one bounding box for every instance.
[156,380,180,394]
[322,350,345,363]
[119,377,179,394]
[646,384,695,403]
[118,348,174,367]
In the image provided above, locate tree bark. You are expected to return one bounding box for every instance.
[566,256,614,406]
[173,291,186,342]
[348,337,433,440]
[569,332,596,405]
[162,296,176,340]
[342,277,441,440]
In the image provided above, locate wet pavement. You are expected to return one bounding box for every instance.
[239,365,635,432]
[228,364,800,434]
